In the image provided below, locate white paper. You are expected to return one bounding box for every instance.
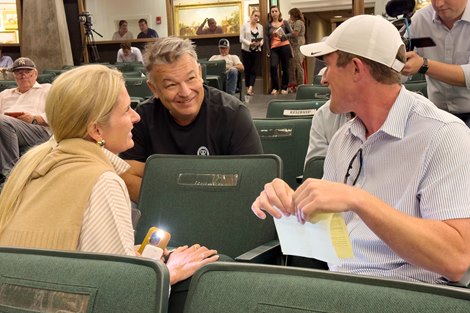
[274,214,343,264]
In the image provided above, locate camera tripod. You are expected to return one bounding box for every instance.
[82,25,102,63]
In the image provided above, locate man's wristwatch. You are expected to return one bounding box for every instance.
[31,117,38,125]
[418,57,429,74]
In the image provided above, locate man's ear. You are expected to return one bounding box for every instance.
[351,57,366,81]
[147,79,159,99]
[198,63,204,83]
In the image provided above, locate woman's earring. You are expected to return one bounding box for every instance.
[97,139,106,147]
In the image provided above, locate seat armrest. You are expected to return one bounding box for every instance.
[235,240,281,264]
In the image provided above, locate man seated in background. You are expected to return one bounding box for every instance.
[196,18,223,35]
[137,18,159,39]
[120,37,262,202]
[252,15,470,284]
[0,57,51,185]
[209,38,244,95]
[116,42,143,63]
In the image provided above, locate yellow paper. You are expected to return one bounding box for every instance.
[329,213,354,259]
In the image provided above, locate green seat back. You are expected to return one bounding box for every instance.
[0,80,16,92]
[254,118,311,189]
[303,156,325,180]
[312,74,323,85]
[0,247,169,313]
[125,77,153,98]
[136,154,282,259]
[198,60,226,90]
[266,99,326,118]
[296,84,330,100]
[37,72,56,83]
[42,69,69,76]
[114,62,144,72]
[184,262,470,313]
[123,71,145,78]
[404,81,428,98]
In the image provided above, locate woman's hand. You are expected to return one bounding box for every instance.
[165,244,219,285]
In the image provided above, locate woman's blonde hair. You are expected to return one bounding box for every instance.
[0,64,124,232]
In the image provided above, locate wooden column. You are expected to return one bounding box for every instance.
[352,0,365,15]
[22,0,73,71]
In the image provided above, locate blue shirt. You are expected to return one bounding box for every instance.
[137,28,158,39]
[409,2,470,113]
[324,87,470,284]
[0,55,13,68]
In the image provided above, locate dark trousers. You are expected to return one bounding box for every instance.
[242,50,261,87]
[270,45,292,91]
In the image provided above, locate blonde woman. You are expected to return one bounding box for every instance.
[0,64,218,286]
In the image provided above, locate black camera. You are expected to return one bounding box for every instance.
[386,0,435,51]
[79,12,93,29]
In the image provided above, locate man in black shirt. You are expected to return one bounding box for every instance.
[120,37,262,202]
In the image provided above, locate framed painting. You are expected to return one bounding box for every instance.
[248,4,259,17]
[3,10,17,30]
[174,2,242,37]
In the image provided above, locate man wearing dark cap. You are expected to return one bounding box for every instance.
[209,39,244,95]
[0,57,51,185]
[252,15,470,284]
[196,17,223,35]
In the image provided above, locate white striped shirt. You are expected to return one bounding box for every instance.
[324,86,470,284]
[77,149,135,256]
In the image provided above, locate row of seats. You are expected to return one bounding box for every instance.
[2,247,470,313]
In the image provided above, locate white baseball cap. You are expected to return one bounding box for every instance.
[300,15,405,72]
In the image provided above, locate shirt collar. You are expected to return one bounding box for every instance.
[347,86,411,141]
[103,148,130,175]
[13,81,41,94]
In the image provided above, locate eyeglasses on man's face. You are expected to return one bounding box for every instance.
[343,148,363,186]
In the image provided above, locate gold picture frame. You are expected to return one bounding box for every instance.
[248,4,259,17]
[174,2,242,37]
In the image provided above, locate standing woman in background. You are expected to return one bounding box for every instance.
[240,9,263,96]
[266,5,292,95]
[288,8,306,92]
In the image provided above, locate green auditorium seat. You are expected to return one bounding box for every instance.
[296,84,330,100]
[404,81,428,98]
[37,72,56,83]
[136,154,282,263]
[303,156,325,180]
[0,247,169,313]
[125,77,153,98]
[0,80,17,92]
[254,118,311,189]
[266,99,327,118]
[198,59,226,91]
[184,262,470,313]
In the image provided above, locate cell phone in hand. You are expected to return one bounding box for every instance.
[138,227,171,255]
[4,112,25,118]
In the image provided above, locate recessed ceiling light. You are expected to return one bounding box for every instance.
[334,15,343,18]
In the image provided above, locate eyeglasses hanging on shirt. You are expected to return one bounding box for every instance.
[343,148,363,186]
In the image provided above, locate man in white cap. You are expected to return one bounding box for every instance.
[209,38,244,95]
[0,57,51,185]
[251,15,470,284]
